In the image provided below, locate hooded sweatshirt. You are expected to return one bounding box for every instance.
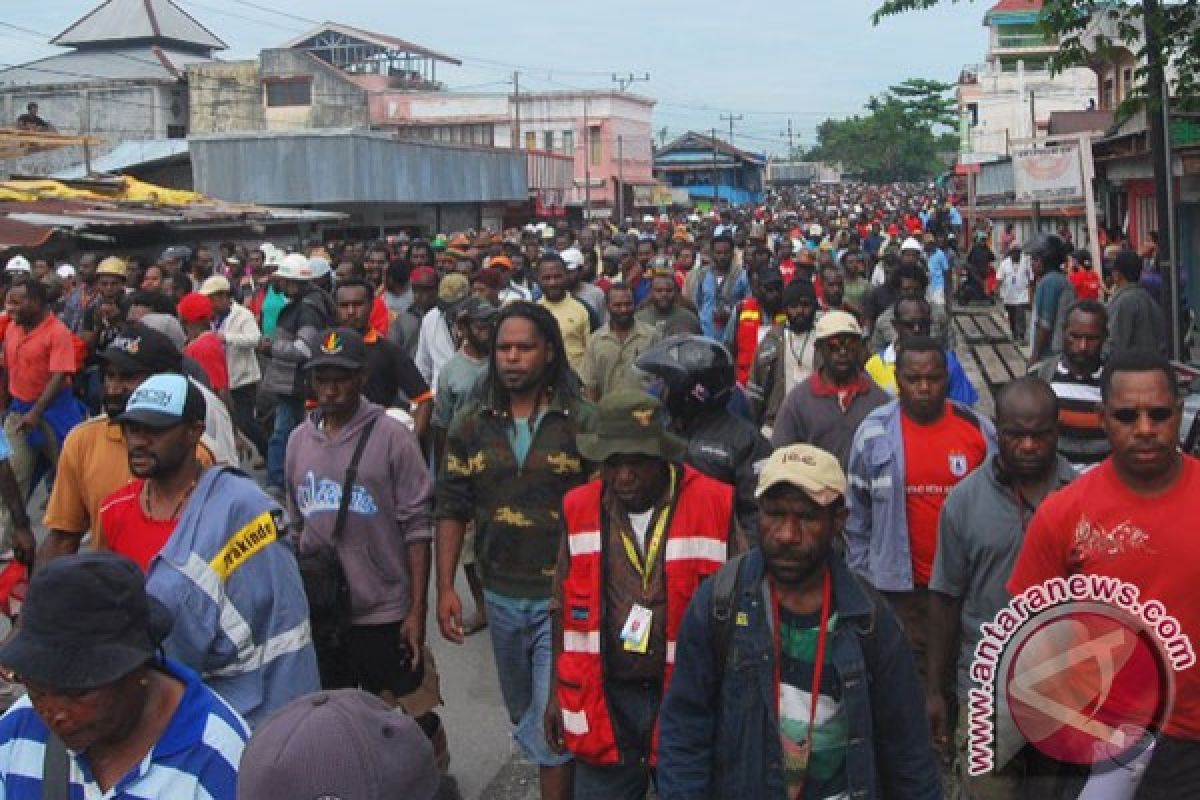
[286,399,433,626]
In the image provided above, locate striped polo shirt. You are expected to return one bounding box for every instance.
[0,658,249,799]
[1048,359,1110,469]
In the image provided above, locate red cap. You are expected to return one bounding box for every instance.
[410,266,438,285]
[177,292,213,323]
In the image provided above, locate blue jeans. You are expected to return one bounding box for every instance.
[267,396,303,489]
[484,591,572,768]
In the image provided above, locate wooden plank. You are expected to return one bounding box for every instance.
[977,312,1009,343]
[996,343,1028,378]
[974,344,1015,386]
[955,315,987,344]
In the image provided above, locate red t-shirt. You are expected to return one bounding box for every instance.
[1009,457,1200,739]
[2,313,76,403]
[901,404,989,585]
[1068,268,1102,300]
[184,331,229,391]
[98,481,178,572]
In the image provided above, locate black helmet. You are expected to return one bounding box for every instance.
[1024,233,1067,272]
[635,334,733,419]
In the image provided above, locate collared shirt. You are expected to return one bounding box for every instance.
[0,658,248,800]
[2,313,76,404]
[580,322,660,398]
[539,295,591,376]
[43,418,214,548]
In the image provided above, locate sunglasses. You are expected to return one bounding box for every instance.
[896,318,932,331]
[1109,406,1175,424]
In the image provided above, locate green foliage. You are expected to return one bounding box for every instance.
[805,84,954,181]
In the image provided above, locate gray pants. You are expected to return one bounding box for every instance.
[0,411,62,551]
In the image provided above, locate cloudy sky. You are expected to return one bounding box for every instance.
[3,0,990,153]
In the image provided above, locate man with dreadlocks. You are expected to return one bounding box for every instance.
[434,301,593,800]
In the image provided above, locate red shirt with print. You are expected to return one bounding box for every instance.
[901,403,988,585]
[98,481,178,572]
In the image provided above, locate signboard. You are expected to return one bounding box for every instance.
[632,186,689,207]
[1013,145,1083,203]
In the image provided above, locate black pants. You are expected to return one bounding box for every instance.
[1136,735,1200,799]
[319,622,424,697]
[231,384,268,458]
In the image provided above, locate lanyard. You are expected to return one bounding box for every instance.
[619,466,677,592]
[771,569,833,800]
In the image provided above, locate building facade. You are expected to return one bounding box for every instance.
[654,131,766,207]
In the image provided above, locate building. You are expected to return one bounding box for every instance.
[654,131,766,207]
[957,0,1096,160]
[766,160,843,187]
[0,0,224,177]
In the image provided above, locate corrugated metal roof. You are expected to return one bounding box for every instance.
[51,0,226,52]
[0,47,214,87]
[0,217,54,248]
[53,138,189,179]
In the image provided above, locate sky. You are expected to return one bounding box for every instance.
[2,0,992,155]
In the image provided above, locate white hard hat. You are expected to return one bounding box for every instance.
[5,255,31,273]
[901,237,923,252]
[55,263,76,279]
[273,252,315,280]
[560,247,584,270]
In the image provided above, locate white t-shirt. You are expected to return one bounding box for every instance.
[996,256,1032,306]
[628,509,654,554]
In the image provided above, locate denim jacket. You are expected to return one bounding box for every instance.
[657,550,942,800]
[844,400,996,592]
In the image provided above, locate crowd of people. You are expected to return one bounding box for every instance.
[0,180,1191,800]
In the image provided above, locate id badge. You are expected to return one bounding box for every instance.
[620,604,654,654]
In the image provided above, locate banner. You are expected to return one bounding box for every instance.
[1013,145,1083,203]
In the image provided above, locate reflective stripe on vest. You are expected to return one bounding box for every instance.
[556,467,732,766]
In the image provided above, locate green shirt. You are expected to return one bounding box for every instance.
[580,322,660,398]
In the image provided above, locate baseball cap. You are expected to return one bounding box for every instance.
[118,373,206,429]
[488,255,513,271]
[160,245,191,263]
[199,275,231,295]
[177,292,214,324]
[410,266,437,287]
[0,552,172,690]
[237,689,439,800]
[307,328,367,371]
[4,255,30,274]
[755,444,847,506]
[96,257,127,278]
[458,296,498,322]
[102,325,183,374]
[438,273,470,305]
[814,310,863,341]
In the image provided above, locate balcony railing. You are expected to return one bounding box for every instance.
[995,33,1056,49]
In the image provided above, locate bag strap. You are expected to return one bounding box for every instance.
[711,552,749,674]
[330,416,379,545]
[42,732,69,800]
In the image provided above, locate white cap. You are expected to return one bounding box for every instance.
[642,214,656,223]
[273,252,315,280]
[808,224,823,237]
[560,247,584,270]
[900,237,923,252]
[5,255,31,273]
[55,263,76,279]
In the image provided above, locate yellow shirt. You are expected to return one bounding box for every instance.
[864,348,898,396]
[539,295,592,376]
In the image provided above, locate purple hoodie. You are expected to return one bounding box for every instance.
[285,399,433,625]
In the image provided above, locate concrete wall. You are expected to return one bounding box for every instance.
[260,49,368,131]
[188,61,264,134]
[0,82,185,177]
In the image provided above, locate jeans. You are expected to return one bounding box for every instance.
[574,680,661,800]
[267,395,303,489]
[484,591,572,768]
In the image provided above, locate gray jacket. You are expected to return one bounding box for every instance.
[1107,282,1166,355]
[260,286,334,399]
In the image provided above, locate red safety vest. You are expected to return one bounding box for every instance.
[734,298,786,386]
[557,466,732,765]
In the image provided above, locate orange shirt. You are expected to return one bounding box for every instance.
[2,313,76,403]
[901,404,988,585]
[1009,457,1200,739]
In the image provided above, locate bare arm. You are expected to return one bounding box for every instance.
[400,540,432,669]
[434,517,467,643]
[926,590,962,761]
[16,372,66,433]
[35,531,83,570]
[0,460,33,565]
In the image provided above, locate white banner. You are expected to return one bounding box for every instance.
[1013,145,1083,203]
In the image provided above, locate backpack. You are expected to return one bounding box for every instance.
[710,553,884,676]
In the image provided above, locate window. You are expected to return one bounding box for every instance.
[524,131,537,150]
[589,126,602,166]
[166,124,186,139]
[562,130,574,155]
[264,78,312,107]
[544,131,555,151]
[967,103,979,127]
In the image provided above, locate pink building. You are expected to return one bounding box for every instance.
[372,89,656,218]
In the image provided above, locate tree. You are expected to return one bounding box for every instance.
[872,1,1198,108]
[805,87,954,181]
[889,78,957,129]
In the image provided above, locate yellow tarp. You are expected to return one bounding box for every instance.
[0,178,205,207]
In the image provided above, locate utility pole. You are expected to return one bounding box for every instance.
[1144,0,1181,358]
[711,127,719,207]
[611,72,650,92]
[1029,90,1041,232]
[720,112,743,147]
[617,134,625,225]
[511,71,520,149]
[584,97,592,221]
[781,119,794,157]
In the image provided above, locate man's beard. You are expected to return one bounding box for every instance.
[104,392,131,420]
[788,316,815,334]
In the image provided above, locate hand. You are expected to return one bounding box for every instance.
[257,337,273,353]
[12,411,39,436]
[437,588,464,644]
[926,691,953,764]
[544,691,566,754]
[400,610,425,670]
[11,526,34,568]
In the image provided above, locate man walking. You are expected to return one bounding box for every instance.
[658,444,940,799]
[201,275,266,463]
[1027,233,1076,364]
[746,279,819,436]
[537,254,592,378]
[771,311,890,468]
[694,233,748,341]
[435,303,592,800]
[546,391,735,798]
[1107,249,1167,354]
[635,272,700,336]
[927,377,1076,796]
[285,328,445,763]
[845,336,994,677]
[580,285,659,401]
